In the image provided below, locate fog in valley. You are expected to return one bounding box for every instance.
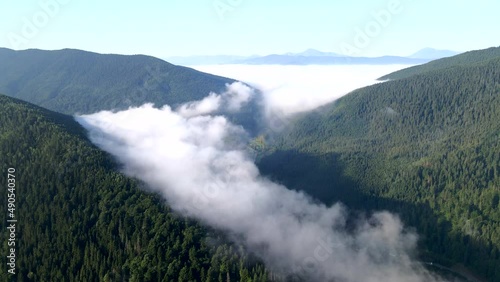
[77,64,447,281]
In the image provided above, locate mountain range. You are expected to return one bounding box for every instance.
[167,48,459,66]
[0,48,233,114]
[408,48,459,59]
[257,46,500,281]
[0,46,498,281]
[0,94,270,281]
[0,48,261,133]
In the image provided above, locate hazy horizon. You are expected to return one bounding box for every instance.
[1,1,499,58]
[193,64,412,115]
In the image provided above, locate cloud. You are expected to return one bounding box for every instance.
[192,64,414,115]
[76,82,447,281]
[176,92,221,118]
[176,82,254,118]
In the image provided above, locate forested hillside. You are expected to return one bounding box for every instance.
[258,54,500,281]
[0,94,273,282]
[0,48,234,114]
[379,46,500,80]
[0,48,261,133]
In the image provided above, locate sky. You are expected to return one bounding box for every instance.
[0,0,499,58]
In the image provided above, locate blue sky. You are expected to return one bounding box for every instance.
[0,0,499,58]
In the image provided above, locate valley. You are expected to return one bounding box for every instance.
[0,46,498,281]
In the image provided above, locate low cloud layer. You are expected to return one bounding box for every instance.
[193,64,412,115]
[76,82,446,281]
[177,81,254,117]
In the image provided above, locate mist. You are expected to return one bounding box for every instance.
[76,77,447,281]
[192,64,412,115]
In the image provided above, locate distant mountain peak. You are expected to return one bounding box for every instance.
[285,49,341,57]
[409,48,459,59]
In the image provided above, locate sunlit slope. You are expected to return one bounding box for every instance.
[380,46,500,80]
[259,55,500,281]
[0,48,234,114]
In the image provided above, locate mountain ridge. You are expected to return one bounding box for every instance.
[408,48,459,59]
[166,48,458,65]
[257,49,500,281]
[0,48,235,114]
[0,93,272,281]
[380,46,500,80]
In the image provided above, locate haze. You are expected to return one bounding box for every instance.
[76,65,449,281]
[192,64,412,114]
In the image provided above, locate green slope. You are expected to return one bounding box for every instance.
[258,54,500,281]
[0,48,234,114]
[379,46,500,80]
[0,94,273,282]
